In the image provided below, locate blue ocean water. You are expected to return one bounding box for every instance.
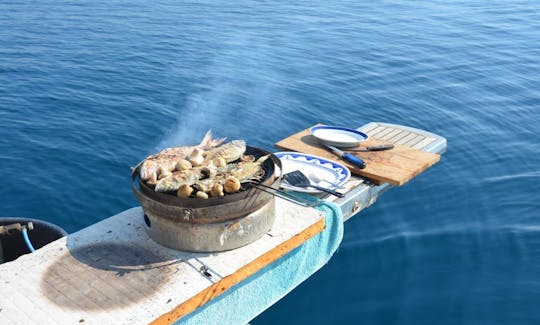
[1,0,539,323]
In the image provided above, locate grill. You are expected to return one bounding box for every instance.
[131,146,282,252]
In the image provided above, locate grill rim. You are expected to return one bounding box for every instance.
[131,146,282,210]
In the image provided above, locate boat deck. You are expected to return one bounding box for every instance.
[0,123,446,324]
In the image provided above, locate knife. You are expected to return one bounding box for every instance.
[324,144,366,169]
[347,144,395,152]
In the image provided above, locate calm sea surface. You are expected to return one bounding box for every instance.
[1,0,539,323]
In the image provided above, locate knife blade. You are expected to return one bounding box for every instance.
[347,144,395,152]
[325,144,366,169]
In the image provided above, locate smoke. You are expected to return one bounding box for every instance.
[157,85,234,148]
[156,36,283,149]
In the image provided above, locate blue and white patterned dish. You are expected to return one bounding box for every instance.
[310,125,368,148]
[274,152,351,193]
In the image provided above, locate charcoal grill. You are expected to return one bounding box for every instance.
[131,146,282,252]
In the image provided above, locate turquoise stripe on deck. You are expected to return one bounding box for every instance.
[179,201,344,325]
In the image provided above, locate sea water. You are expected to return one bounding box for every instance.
[1,0,539,323]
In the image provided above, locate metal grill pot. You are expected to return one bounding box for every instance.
[131,146,282,252]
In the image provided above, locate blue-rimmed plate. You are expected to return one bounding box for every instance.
[274,152,351,193]
[310,125,368,148]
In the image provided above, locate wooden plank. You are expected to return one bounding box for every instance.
[413,137,437,150]
[359,122,379,134]
[274,124,440,186]
[150,216,326,324]
[381,128,404,141]
[405,135,426,148]
[365,125,386,137]
[395,132,418,145]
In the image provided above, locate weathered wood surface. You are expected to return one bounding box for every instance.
[359,122,439,150]
[275,124,440,186]
[0,200,324,325]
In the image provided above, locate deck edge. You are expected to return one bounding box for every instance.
[150,215,326,324]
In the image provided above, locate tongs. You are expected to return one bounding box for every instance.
[245,181,321,207]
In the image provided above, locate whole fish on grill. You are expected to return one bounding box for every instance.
[139,130,225,184]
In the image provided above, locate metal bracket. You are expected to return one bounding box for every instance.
[183,209,193,221]
[0,222,34,236]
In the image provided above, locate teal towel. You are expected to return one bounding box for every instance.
[179,201,344,324]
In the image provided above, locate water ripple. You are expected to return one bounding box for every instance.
[1,0,540,323]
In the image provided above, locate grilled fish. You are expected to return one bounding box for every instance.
[140,130,225,183]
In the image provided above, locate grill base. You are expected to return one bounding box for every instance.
[144,198,276,252]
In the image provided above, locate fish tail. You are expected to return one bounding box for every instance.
[154,179,168,192]
[199,130,226,149]
[140,162,156,181]
[257,154,270,164]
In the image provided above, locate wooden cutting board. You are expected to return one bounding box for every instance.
[274,125,440,186]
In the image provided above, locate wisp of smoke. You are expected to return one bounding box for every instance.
[155,34,282,150]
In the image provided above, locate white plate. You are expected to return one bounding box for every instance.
[274,152,351,193]
[310,125,368,148]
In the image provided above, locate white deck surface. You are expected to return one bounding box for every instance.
[0,199,323,324]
